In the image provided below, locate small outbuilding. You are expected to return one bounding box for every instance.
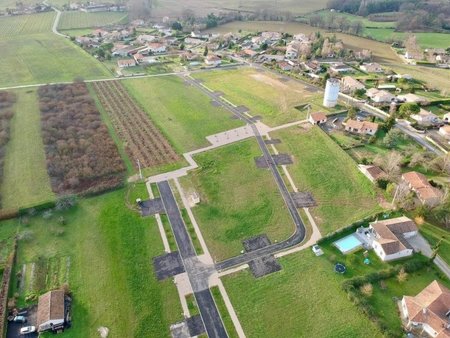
[37,290,66,333]
[308,112,327,125]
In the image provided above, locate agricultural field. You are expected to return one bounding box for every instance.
[272,126,381,234]
[5,188,183,337]
[1,89,54,210]
[39,83,125,195]
[180,139,294,261]
[123,76,243,153]
[58,11,128,30]
[0,13,111,87]
[193,68,324,127]
[222,249,382,338]
[388,64,450,93]
[92,80,180,169]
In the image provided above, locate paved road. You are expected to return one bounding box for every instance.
[183,76,306,270]
[157,181,228,338]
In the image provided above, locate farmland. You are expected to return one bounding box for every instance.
[39,83,125,195]
[92,80,180,169]
[58,11,128,30]
[222,249,382,338]
[123,76,243,153]
[1,89,54,210]
[272,126,380,234]
[193,68,323,127]
[180,139,294,261]
[0,13,111,87]
[6,188,183,337]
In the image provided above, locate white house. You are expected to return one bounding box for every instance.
[117,59,136,68]
[285,43,299,60]
[439,125,450,139]
[344,119,379,136]
[37,290,65,332]
[366,88,395,103]
[370,216,417,261]
[444,112,450,123]
[401,281,450,338]
[330,62,353,73]
[147,42,166,54]
[397,93,428,105]
[308,112,327,125]
[340,76,365,93]
[360,62,383,73]
[205,55,221,67]
[411,109,440,126]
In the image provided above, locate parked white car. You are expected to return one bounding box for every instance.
[312,245,324,256]
[20,326,36,335]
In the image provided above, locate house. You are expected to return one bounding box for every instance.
[243,49,258,58]
[439,125,450,139]
[184,37,203,46]
[340,76,365,94]
[370,216,417,261]
[360,62,383,73]
[133,53,144,63]
[37,290,65,332]
[205,55,221,67]
[401,280,450,338]
[136,34,157,43]
[354,49,372,61]
[411,109,440,126]
[366,88,395,103]
[261,31,282,42]
[303,60,321,73]
[444,113,450,123]
[293,33,309,42]
[358,165,387,184]
[344,119,379,136]
[181,51,200,61]
[330,62,353,73]
[147,42,166,54]
[285,43,299,60]
[111,43,133,57]
[278,61,293,71]
[308,112,327,125]
[402,171,443,207]
[397,93,429,105]
[117,59,136,68]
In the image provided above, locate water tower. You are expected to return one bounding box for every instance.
[323,78,340,108]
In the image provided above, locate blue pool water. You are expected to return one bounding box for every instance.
[333,234,363,254]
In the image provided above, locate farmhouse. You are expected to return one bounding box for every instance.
[358,165,387,184]
[401,281,450,338]
[205,55,221,67]
[439,125,450,139]
[402,171,443,207]
[369,216,417,261]
[411,109,440,126]
[366,88,395,103]
[340,76,365,93]
[359,62,383,73]
[330,62,353,73]
[117,59,136,68]
[37,290,66,332]
[308,112,327,125]
[344,119,379,135]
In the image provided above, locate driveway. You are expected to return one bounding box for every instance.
[406,233,433,258]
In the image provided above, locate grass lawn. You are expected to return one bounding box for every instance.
[420,222,450,264]
[6,188,182,337]
[272,126,381,234]
[389,64,450,93]
[179,139,293,261]
[222,249,382,338]
[58,11,128,30]
[123,76,243,153]
[0,13,111,87]
[193,68,323,127]
[1,89,54,209]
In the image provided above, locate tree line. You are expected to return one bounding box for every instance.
[0,91,16,207]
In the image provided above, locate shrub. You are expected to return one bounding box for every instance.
[360,283,373,297]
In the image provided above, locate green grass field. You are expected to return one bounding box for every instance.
[222,249,382,338]
[6,188,182,337]
[58,12,128,30]
[272,126,381,234]
[193,68,323,127]
[420,222,450,264]
[123,76,243,153]
[180,139,294,261]
[1,89,54,210]
[0,13,110,87]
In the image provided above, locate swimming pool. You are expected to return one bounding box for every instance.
[333,234,363,254]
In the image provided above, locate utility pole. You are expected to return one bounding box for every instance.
[137,159,143,180]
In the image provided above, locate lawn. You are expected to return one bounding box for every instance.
[193,68,323,127]
[272,126,381,234]
[420,222,450,264]
[123,76,243,153]
[0,13,111,87]
[222,249,382,338]
[1,89,54,210]
[58,11,128,30]
[388,64,450,93]
[6,187,182,338]
[179,139,294,261]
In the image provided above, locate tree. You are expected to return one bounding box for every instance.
[360,283,373,297]
[382,129,405,148]
[347,106,357,119]
[205,13,218,28]
[203,45,208,57]
[398,103,420,118]
[382,115,396,132]
[171,21,182,31]
[397,268,408,283]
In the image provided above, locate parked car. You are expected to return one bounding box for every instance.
[312,245,324,256]
[13,316,26,323]
[20,326,36,335]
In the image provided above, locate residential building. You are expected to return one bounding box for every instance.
[293,33,309,42]
[303,60,321,74]
[358,165,387,184]
[133,53,144,63]
[147,42,166,54]
[402,171,443,206]
[360,62,383,73]
[340,76,365,93]
[397,93,429,105]
[205,55,221,67]
[370,216,417,261]
[439,125,450,139]
[136,34,157,43]
[411,109,440,126]
[401,280,450,338]
[184,37,203,46]
[330,62,353,73]
[278,62,293,71]
[308,112,327,125]
[261,31,282,42]
[117,59,136,68]
[243,49,258,58]
[344,119,379,135]
[37,290,65,332]
[366,88,395,103]
[444,113,450,123]
[285,43,299,60]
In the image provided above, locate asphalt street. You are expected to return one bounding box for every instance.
[157,181,228,338]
